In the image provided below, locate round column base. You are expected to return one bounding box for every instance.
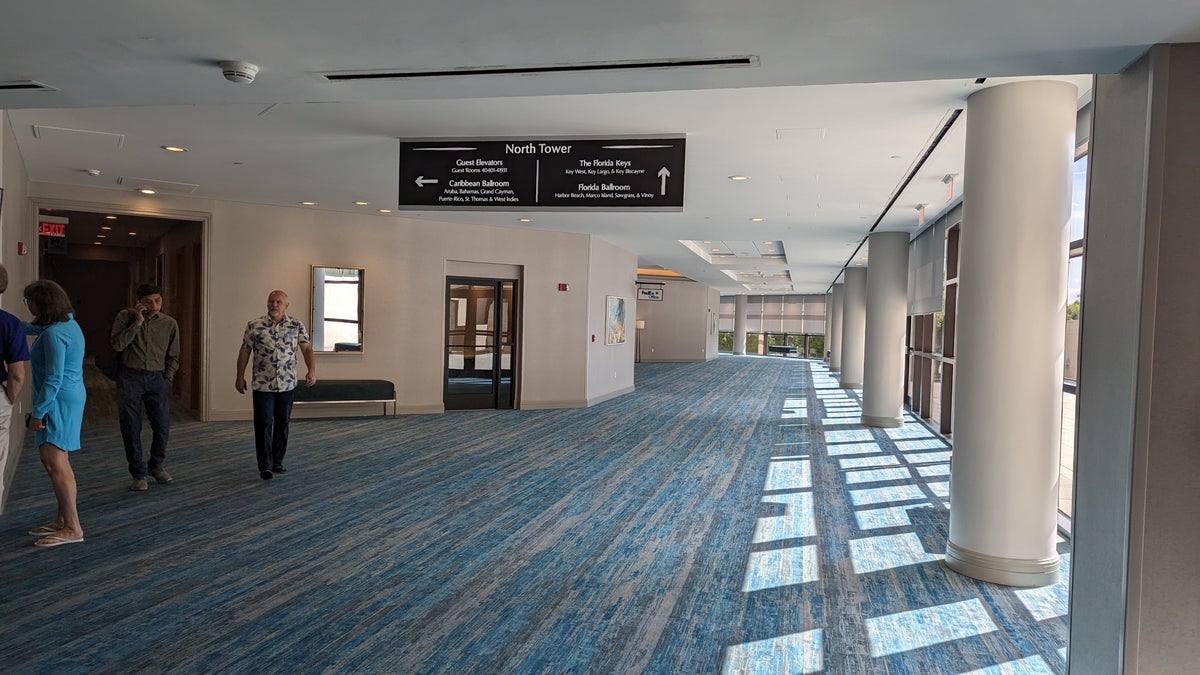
[944,541,1060,587]
[830,366,840,373]
[861,414,904,428]
[839,381,861,390]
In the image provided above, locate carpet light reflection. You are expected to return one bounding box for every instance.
[865,599,998,657]
[848,532,942,574]
[901,451,953,464]
[844,467,913,484]
[854,504,932,530]
[743,545,820,591]
[722,629,823,674]
[849,484,926,506]
[915,463,951,478]
[825,442,883,456]
[839,455,900,469]
[764,458,812,491]
[1014,554,1071,621]
[959,654,1055,674]
[926,481,950,498]
[884,425,935,440]
[753,492,816,542]
[895,439,950,451]
[824,429,875,444]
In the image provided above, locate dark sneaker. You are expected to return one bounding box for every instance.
[130,478,149,491]
[272,465,286,473]
[260,470,274,480]
[151,469,173,484]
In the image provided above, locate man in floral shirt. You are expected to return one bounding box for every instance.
[235,290,317,480]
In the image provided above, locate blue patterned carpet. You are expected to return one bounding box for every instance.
[0,357,1068,673]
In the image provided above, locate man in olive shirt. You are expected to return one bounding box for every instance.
[111,283,180,491]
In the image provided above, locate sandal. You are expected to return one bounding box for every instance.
[34,533,84,548]
[28,524,61,537]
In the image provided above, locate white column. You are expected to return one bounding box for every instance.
[861,232,909,427]
[946,80,1076,587]
[828,284,844,372]
[733,295,748,355]
[839,267,867,389]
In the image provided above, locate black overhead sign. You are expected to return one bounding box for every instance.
[397,137,685,210]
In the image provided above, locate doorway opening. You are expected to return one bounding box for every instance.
[444,277,518,410]
[36,207,205,427]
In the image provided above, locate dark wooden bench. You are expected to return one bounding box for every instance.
[767,345,799,356]
[293,379,396,416]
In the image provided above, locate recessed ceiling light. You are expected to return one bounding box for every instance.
[353,201,369,206]
[101,226,112,231]
[97,234,107,238]
[728,175,750,181]
[161,145,187,153]
[105,215,117,220]
[93,241,103,245]
[860,257,867,261]
[703,240,712,244]
[377,209,392,213]
[890,155,902,159]
[518,218,532,223]
[128,231,138,236]
[139,188,156,195]
[711,248,720,252]
[855,262,863,266]
[750,217,765,222]
[300,201,317,206]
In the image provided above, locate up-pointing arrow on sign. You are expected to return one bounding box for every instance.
[657,167,670,196]
[415,175,438,188]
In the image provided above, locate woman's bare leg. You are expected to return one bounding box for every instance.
[39,443,82,538]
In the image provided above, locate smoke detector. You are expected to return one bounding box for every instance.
[219,60,259,84]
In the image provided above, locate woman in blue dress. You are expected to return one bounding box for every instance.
[23,280,87,548]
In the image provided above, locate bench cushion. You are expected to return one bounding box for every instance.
[294,379,395,402]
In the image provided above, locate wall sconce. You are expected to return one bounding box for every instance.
[942,173,959,202]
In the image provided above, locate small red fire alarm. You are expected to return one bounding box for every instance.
[16,242,27,256]
[558,283,570,292]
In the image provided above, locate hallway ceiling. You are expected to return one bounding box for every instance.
[3,1,1198,294]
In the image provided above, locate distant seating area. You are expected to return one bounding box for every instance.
[767,345,799,357]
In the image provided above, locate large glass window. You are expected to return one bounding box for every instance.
[718,331,734,353]
[1059,153,1088,522]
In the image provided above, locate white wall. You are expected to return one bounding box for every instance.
[25,182,636,419]
[585,237,637,405]
[635,279,719,362]
[0,111,32,514]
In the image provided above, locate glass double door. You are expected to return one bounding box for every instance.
[445,278,517,410]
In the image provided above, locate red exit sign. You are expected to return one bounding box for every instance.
[38,221,66,237]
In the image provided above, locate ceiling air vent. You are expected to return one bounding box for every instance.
[117,176,200,195]
[321,55,758,81]
[0,80,56,92]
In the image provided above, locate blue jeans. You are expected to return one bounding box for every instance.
[118,368,171,478]
[252,389,295,472]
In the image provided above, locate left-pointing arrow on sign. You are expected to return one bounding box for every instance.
[415,176,438,188]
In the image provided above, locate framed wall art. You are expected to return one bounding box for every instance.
[605,295,627,345]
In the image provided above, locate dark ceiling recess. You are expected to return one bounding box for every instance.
[0,80,55,91]
[974,77,988,85]
[322,56,758,81]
